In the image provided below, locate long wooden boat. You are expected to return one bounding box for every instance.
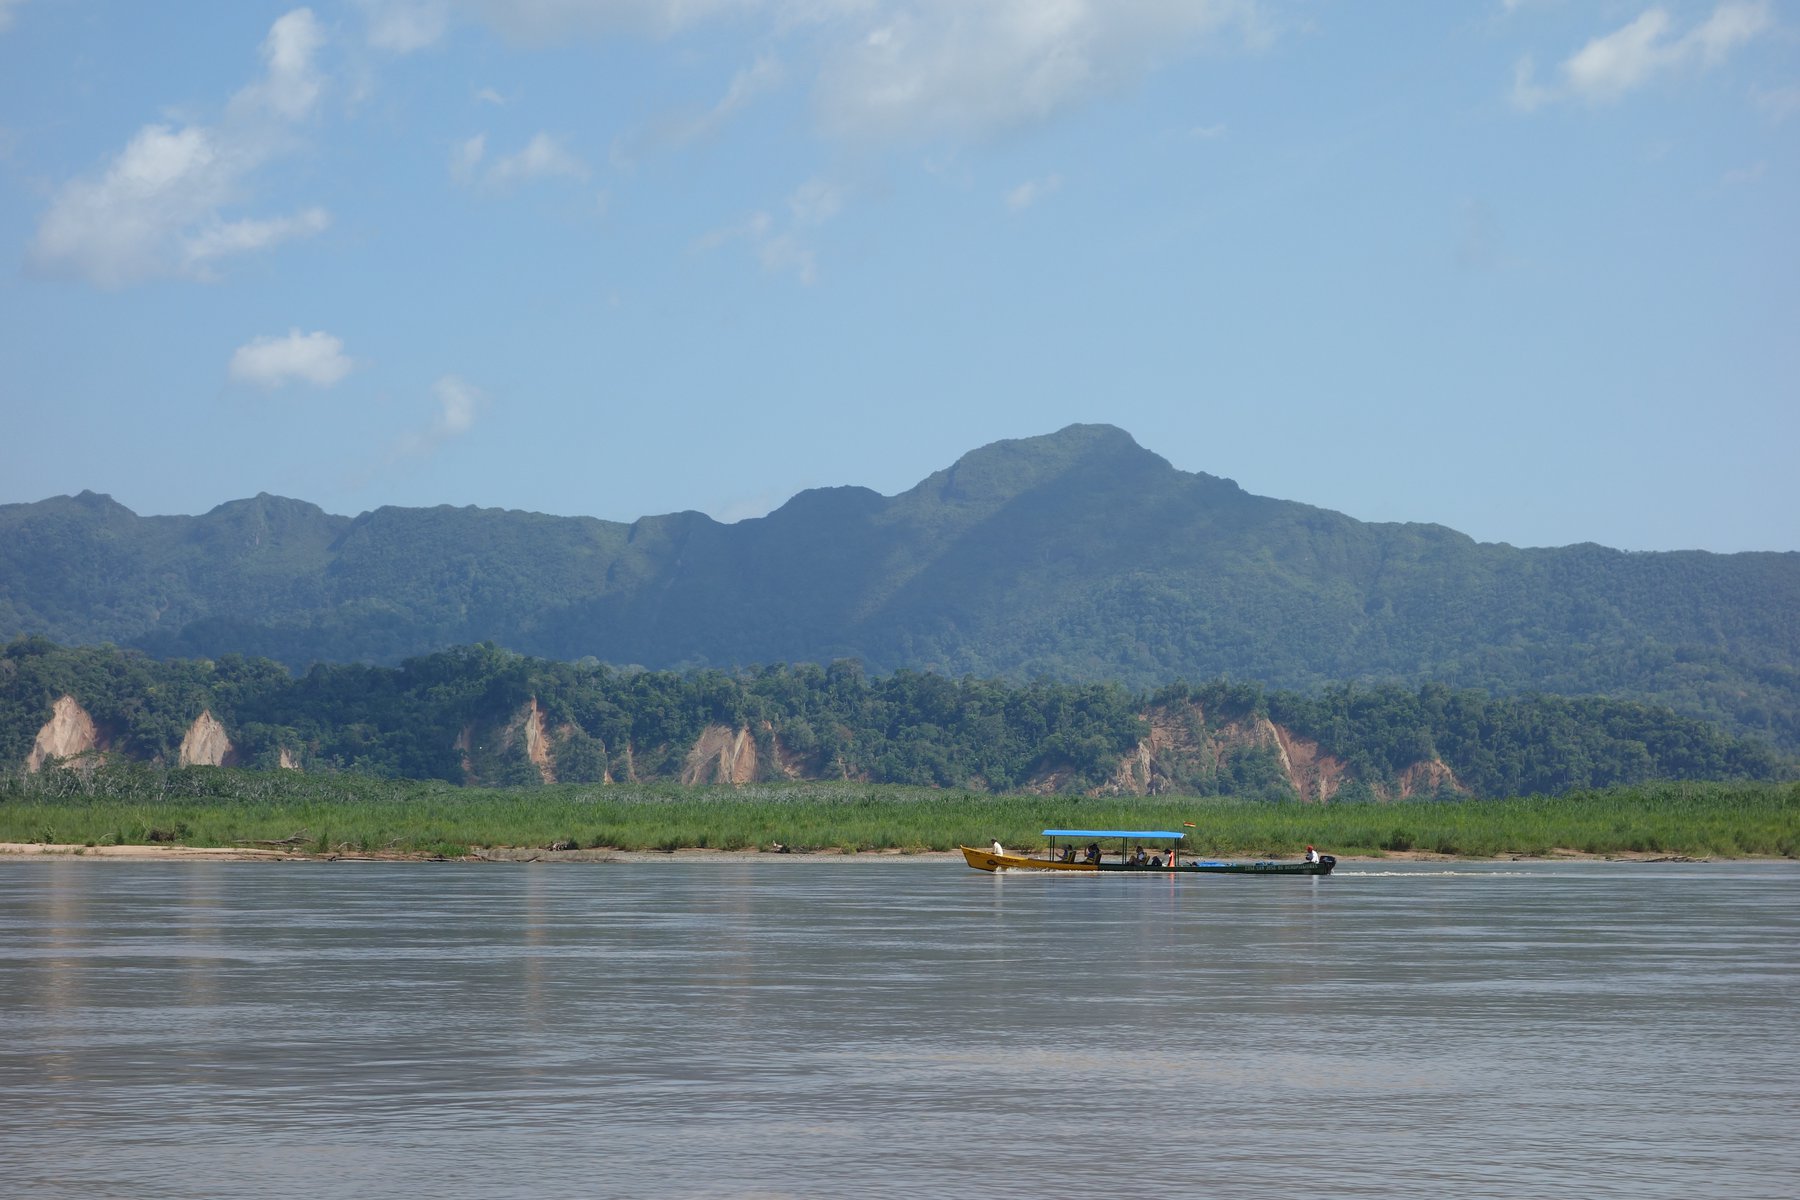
[960,828,1335,876]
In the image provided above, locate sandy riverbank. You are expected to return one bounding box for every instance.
[0,841,960,864]
[0,842,1724,865]
[0,841,308,861]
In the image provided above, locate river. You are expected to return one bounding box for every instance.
[2,858,1795,1198]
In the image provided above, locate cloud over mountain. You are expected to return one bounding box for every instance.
[28,8,332,287]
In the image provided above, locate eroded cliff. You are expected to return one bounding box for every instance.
[178,710,234,768]
[21,690,1467,801]
[27,695,104,772]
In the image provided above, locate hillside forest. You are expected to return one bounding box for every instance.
[3,639,1785,801]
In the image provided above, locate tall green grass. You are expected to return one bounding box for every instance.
[2,767,1795,858]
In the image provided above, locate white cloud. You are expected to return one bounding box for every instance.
[1514,2,1775,110]
[32,124,238,288]
[432,374,479,434]
[717,55,785,120]
[694,209,770,254]
[485,132,590,185]
[229,329,355,388]
[362,2,1273,153]
[614,55,785,164]
[418,2,1267,148]
[28,9,331,287]
[756,230,817,284]
[1005,173,1062,211]
[475,85,508,105]
[1563,10,1673,99]
[0,0,26,34]
[358,0,450,52]
[695,176,842,284]
[814,0,1263,144]
[787,176,843,225]
[231,8,328,121]
[356,0,781,51]
[465,0,770,42]
[451,133,487,181]
[186,208,330,272]
[396,375,483,456]
[453,131,591,187]
[1689,1,1773,65]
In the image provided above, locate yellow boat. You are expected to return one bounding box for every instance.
[961,829,1335,876]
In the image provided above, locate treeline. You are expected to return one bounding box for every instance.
[3,638,1788,798]
[0,639,1148,792]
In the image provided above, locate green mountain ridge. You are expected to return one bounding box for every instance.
[4,424,1797,751]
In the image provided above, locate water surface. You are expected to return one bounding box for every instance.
[2,859,1795,1198]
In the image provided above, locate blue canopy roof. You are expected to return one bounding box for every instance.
[1042,829,1187,840]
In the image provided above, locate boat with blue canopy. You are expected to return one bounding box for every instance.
[961,828,1334,875]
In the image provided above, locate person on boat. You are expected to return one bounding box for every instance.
[1304,844,1321,864]
[1061,846,1076,862]
[1084,842,1100,864]
[1130,846,1147,866]
[991,839,1005,857]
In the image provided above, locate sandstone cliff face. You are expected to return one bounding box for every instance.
[520,698,555,785]
[676,722,814,786]
[682,724,758,786]
[178,710,234,767]
[1397,758,1461,797]
[455,698,561,785]
[17,689,1464,800]
[760,726,808,781]
[1102,704,1206,795]
[1085,701,1463,801]
[26,695,104,772]
[1262,719,1350,803]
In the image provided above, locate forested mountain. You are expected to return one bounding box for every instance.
[3,425,1797,750]
[3,640,1785,799]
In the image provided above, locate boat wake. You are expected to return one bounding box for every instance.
[1342,869,1539,878]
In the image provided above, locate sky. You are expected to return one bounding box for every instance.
[1,1,1795,553]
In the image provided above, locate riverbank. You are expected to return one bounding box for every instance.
[0,841,1739,864]
[5,777,1793,860]
[0,841,961,863]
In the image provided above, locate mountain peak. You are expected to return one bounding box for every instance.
[905,424,1171,507]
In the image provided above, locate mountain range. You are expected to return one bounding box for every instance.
[4,424,1796,752]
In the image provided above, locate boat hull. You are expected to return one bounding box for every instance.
[960,847,1335,876]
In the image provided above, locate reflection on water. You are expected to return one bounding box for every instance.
[1,860,1796,1199]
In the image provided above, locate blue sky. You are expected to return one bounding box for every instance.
[2,1,1794,552]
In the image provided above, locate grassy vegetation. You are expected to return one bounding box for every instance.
[2,766,1796,859]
